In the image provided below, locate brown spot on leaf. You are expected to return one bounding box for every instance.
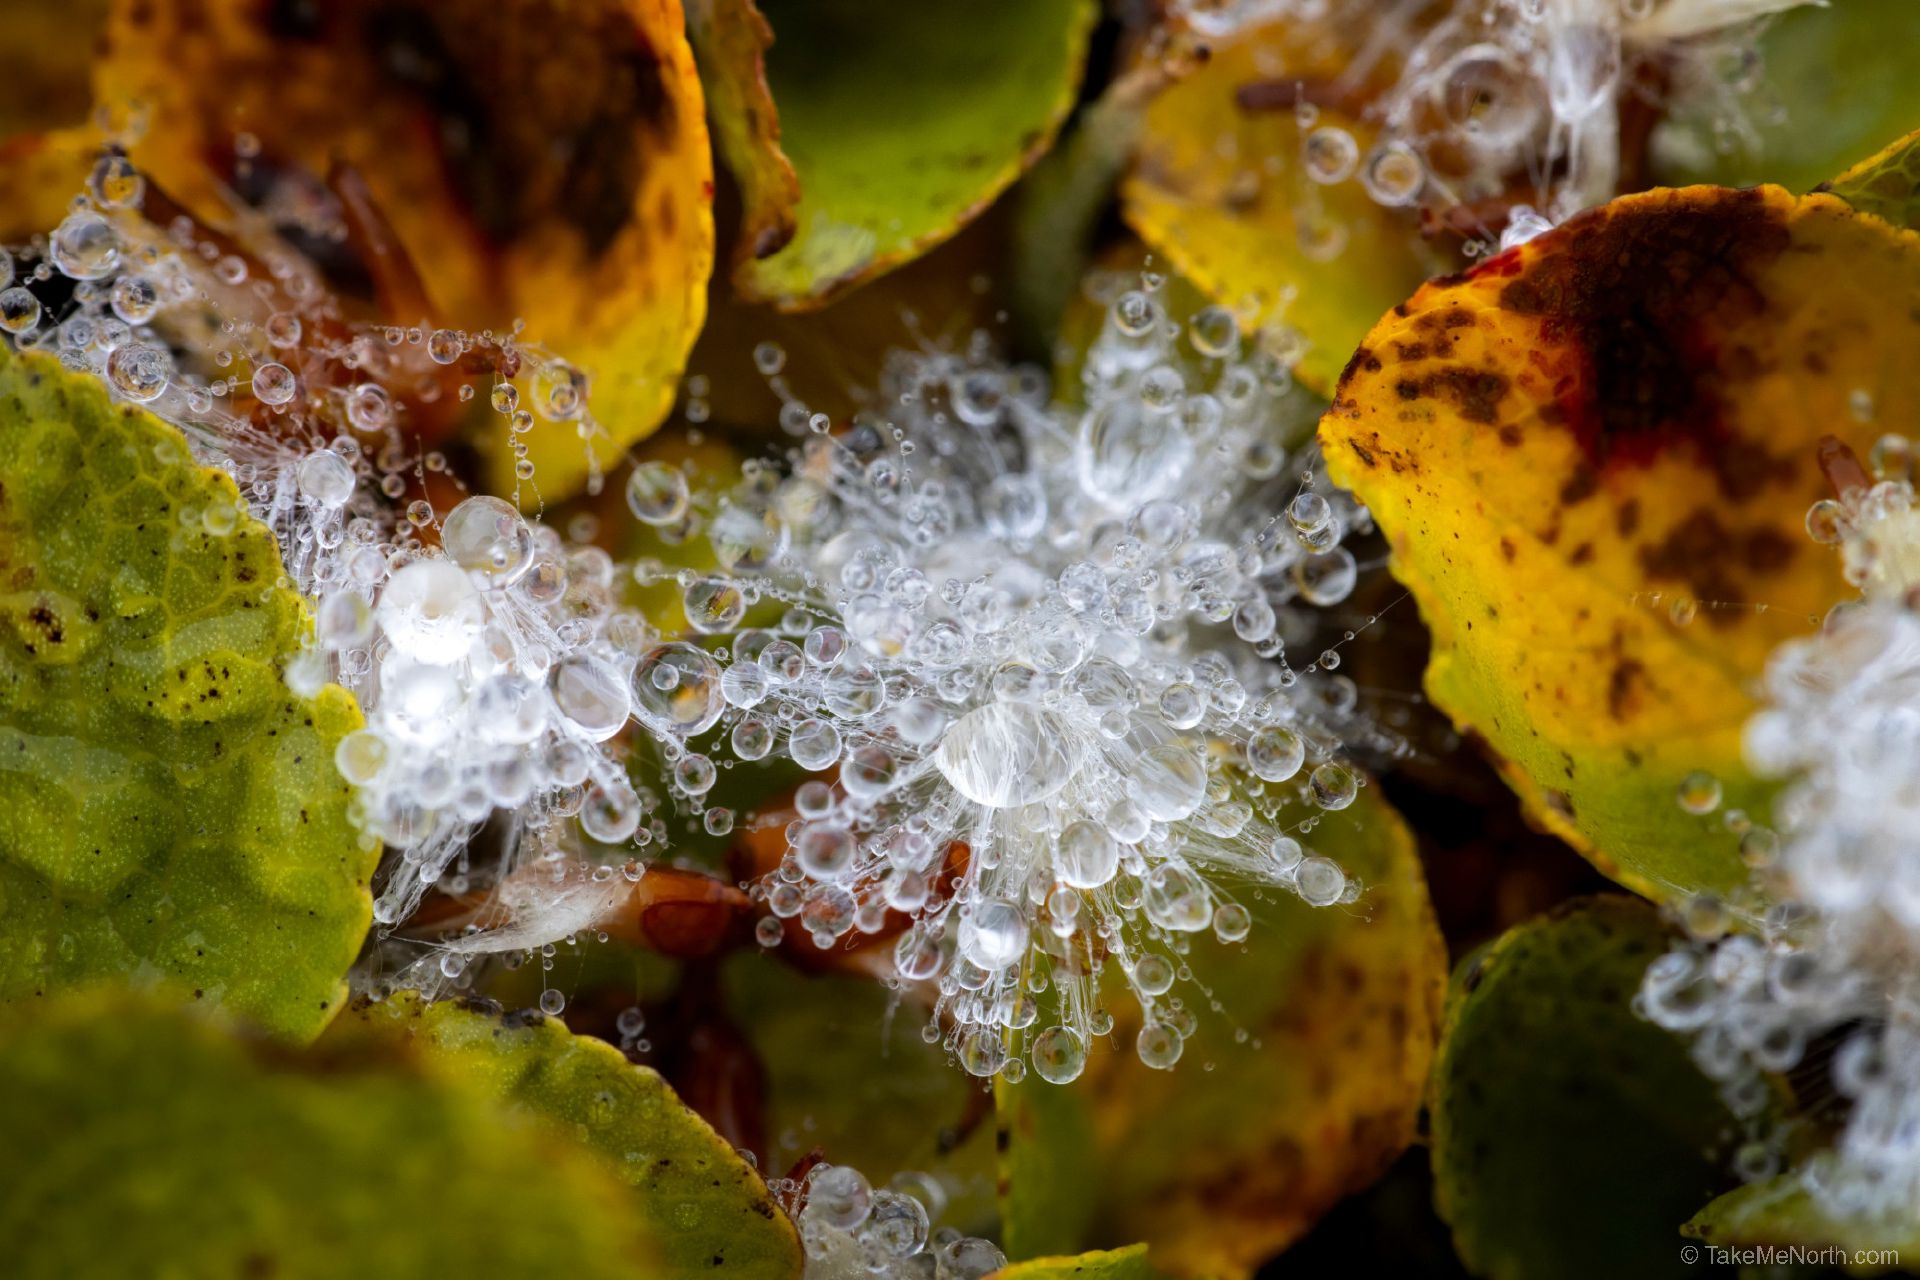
[1637,510,1799,624]
[1607,658,1647,721]
[1491,188,1797,501]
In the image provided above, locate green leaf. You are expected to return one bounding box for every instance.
[1685,1171,1920,1257]
[0,990,664,1279]
[1431,897,1738,1280]
[998,787,1445,1277]
[1011,74,1158,354]
[735,0,1096,308]
[992,1244,1158,1280]
[726,951,1001,1234]
[996,1065,1100,1259]
[342,992,803,1278]
[0,345,374,1041]
[1652,0,1920,197]
[1823,128,1920,231]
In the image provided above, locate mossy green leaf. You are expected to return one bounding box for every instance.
[343,992,803,1279]
[0,990,663,1279]
[998,787,1445,1278]
[1685,1171,1920,1258]
[992,1244,1158,1280]
[1431,896,1738,1280]
[0,345,374,1040]
[1653,0,1920,198]
[1823,128,1920,231]
[735,0,1095,308]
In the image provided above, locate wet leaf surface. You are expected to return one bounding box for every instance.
[734,0,1094,308]
[0,991,663,1279]
[1430,897,1739,1280]
[95,0,715,501]
[1321,185,1920,901]
[342,991,803,1278]
[998,787,1445,1277]
[1121,18,1437,394]
[0,346,373,1041]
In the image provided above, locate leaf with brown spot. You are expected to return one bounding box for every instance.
[1321,185,1920,901]
[1120,16,1441,394]
[686,0,800,269]
[733,0,1094,308]
[997,787,1444,1277]
[94,0,714,501]
[1431,897,1743,1280]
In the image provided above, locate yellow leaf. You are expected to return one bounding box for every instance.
[998,787,1445,1277]
[0,128,102,244]
[1121,18,1437,394]
[94,0,715,502]
[992,1245,1158,1280]
[0,0,107,139]
[1321,184,1920,900]
[1685,1172,1920,1257]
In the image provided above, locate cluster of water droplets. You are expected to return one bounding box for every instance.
[9,148,1405,1086]
[772,1163,1002,1280]
[617,269,1402,1082]
[1640,429,1920,1222]
[1168,0,1810,252]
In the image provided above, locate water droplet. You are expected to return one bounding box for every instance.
[626,460,691,525]
[934,702,1083,808]
[251,362,297,406]
[442,495,533,585]
[1677,770,1722,815]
